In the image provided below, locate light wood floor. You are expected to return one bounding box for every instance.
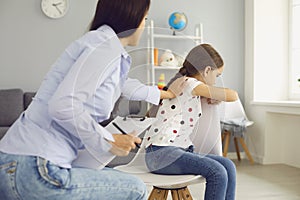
[148,160,300,200]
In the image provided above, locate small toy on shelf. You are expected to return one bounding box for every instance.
[158,50,179,67]
[157,73,166,90]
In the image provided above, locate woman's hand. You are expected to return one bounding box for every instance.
[168,75,187,97]
[109,132,141,156]
[160,76,187,99]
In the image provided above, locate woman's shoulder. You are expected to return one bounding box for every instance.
[80,25,121,50]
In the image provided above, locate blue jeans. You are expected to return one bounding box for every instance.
[145,145,236,200]
[0,151,147,200]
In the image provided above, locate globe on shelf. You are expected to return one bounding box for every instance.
[168,12,188,35]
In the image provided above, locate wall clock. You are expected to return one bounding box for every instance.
[41,0,69,19]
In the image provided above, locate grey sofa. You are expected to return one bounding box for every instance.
[0,89,35,140]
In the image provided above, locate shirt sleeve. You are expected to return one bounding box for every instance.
[48,43,120,167]
[122,78,161,105]
[185,78,203,97]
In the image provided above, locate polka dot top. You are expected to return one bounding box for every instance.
[145,78,203,149]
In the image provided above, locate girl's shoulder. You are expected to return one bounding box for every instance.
[183,77,203,95]
[184,77,201,82]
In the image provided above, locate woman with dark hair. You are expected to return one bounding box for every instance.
[0,0,184,199]
[145,44,238,200]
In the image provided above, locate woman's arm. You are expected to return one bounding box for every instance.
[123,76,187,103]
[192,84,238,102]
[160,90,175,99]
[160,76,187,99]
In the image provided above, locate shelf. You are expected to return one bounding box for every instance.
[153,34,202,41]
[146,20,203,92]
[153,66,181,70]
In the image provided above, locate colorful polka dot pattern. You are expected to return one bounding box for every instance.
[145,78,203,148]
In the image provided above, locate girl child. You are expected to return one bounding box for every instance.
[145,43,238,200]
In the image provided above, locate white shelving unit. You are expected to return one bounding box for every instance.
[147,20,203,87]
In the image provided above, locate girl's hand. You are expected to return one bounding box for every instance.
[206,98,222,105]
[109,132,141,156]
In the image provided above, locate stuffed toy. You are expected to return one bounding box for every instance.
[158,50,179,67]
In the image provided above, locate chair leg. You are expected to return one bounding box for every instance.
[223,130,231,157]
[238,137,254,164]
[222,132,226,141]
[148,187,169,200]
[179,187,193,200]
[171,187,193,200]
[233,137,241,161]
[171,189,181,200]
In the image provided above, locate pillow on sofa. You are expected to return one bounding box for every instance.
[0,89,24,126]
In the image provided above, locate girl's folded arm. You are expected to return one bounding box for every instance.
[192,84,238,102]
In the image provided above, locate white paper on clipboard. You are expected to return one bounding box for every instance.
[105,116,157,136]
[72,116,157,169]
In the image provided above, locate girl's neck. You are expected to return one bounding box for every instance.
[190,74,205,83]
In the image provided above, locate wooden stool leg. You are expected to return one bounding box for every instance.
[233,137,241,161]
[223,131,231,157]
[222,132,225,142]
[238,137,254,164]
[171,187,193,200]
[171,189,180,200]
[179,187,193,200]
[148,187,169,200]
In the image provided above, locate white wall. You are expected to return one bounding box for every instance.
[0,0,245,101]
[245,0,300,168]
[0,0,97,91]
[265,112,300,168]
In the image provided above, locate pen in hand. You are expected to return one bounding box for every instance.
[112,122,141,148]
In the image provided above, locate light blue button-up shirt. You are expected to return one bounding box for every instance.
[0,25,160,168]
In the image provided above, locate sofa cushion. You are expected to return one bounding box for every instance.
[24,92,36,110]
[0,89,24,126]
[0,127,9,140]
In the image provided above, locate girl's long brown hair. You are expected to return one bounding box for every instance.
[179,43,224,76]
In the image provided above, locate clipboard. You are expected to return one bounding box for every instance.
[72,116,157,169]
[105,115,157,137]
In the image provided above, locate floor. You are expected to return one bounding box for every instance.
[147,159,300,200]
